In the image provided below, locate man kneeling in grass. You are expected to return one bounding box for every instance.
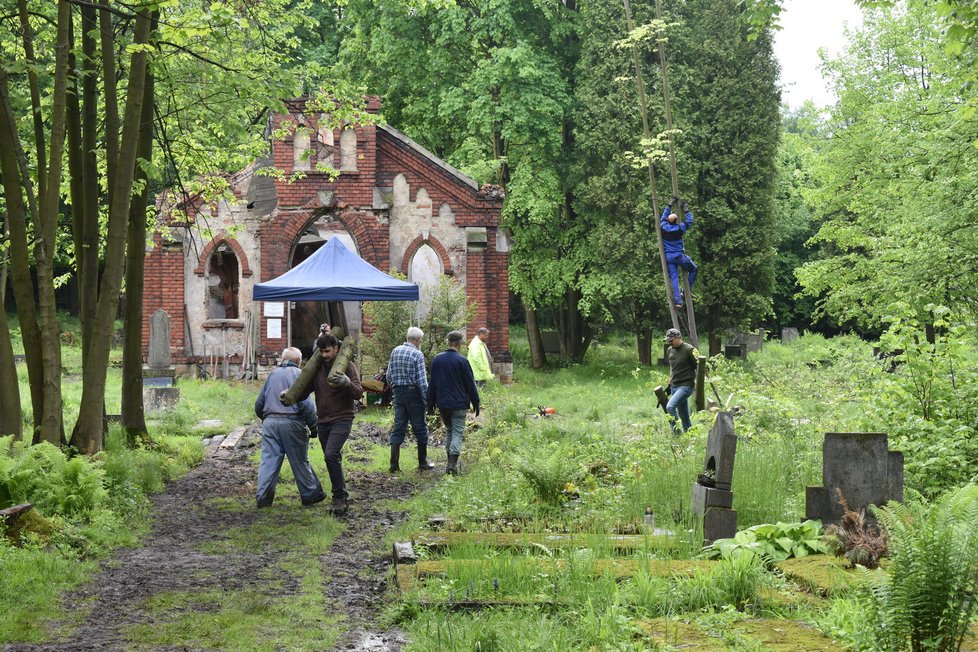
[255,348,326,507]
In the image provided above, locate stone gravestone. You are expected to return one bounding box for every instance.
[745,330,764,354]
[725,332,748,359]
[806,433,903,525]
[781,327,799,343]
[691,412,738,543]
[143,309,180,410]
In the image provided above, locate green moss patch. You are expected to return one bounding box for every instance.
[732,618,845,651]
[776,554,881,596]
[636,617,728,650]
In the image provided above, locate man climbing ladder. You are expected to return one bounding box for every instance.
[660,196,698,309]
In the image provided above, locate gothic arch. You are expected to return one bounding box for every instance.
[194,234,252,277]
[400,235,453,276]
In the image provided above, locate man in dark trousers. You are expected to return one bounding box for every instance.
[387,326,435,472]
[297,333,363,515]
[427,331,480,475]
[664,328,698,433]
[660,197,698,309]
[254,347,326,508]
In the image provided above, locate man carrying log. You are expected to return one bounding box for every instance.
[254,348,326,508]
[296,333,363,516]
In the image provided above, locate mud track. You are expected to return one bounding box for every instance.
[4,421,439,652]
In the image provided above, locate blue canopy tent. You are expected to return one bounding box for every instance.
[252,237,419,302]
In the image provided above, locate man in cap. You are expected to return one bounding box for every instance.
[664,328,698,432]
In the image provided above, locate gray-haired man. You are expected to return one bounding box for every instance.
[387,326,434,472]
[255,348,326,507]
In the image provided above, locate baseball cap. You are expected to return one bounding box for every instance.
[663,328,682,341]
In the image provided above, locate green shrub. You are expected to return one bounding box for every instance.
[513,447,581,508]
[851,485,978,652]
[0,440,106,518]
[705,520,827,562]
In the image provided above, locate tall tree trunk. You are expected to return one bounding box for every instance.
[0,68,44,440]
[99,0,119,203]
[636,328,653,366]
[17,0,46,199]
[0,214,21,440]
[524,304,546,369]
[33,0,73,445]
[72,8,153,453]
[558,286,591,362]
[78,4,101,362]
[121,62,156,444]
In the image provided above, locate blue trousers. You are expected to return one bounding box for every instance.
[256,417,325,506]
[440,408,467,456]
[390,385,429,446]
[667,253,698,305]
[666,384,694,432]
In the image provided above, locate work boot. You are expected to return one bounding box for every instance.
[417,443,435,471]
[389,444,401,473]
[446,454,459,476]
[330,497,348,516]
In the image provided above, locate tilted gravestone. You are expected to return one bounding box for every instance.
[806,433,903,524]
[781,327,799,343]
[144,309,179,410]
[691,411,738,543]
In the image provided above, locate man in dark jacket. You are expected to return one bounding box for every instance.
[664,328,698,433]
[297,333,363,515]
[660,197,698,308]
[255,348,326,508]
[427,331,480,475]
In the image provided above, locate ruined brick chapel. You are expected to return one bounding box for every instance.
[141,97,510,375]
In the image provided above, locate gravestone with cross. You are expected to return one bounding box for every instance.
[691,411,738,543]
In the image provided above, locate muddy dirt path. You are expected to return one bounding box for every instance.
[4,422,436,652]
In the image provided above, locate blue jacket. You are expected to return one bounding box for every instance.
[660,204,694,257]
[255,361,318,430]
[427,349,480,411]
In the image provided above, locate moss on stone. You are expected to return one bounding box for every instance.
[636,617,728,650]
[776,554,882,596]
[732,618,846,651]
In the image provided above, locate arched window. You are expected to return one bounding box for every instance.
[293,128,312,171]
[207,244,240,319]
[409,244,442,319]
[339,128,357,171]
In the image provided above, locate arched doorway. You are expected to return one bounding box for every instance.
[289,220,363,357]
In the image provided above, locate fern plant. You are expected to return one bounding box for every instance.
[856,484,978,652]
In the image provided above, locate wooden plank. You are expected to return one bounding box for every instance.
[219,426,247,449]
[412,531,679,551]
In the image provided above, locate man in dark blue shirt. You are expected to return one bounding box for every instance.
[254,348,325,507]
[427,331,480,475]
[660,197,698,308]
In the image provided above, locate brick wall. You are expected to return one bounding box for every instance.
[141,235,186,361]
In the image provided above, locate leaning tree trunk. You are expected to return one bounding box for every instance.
[121,63,155,445]
[524,303,545,369]
[72,8,153,454]
[0,68,44,439]
[0,247,21,440]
